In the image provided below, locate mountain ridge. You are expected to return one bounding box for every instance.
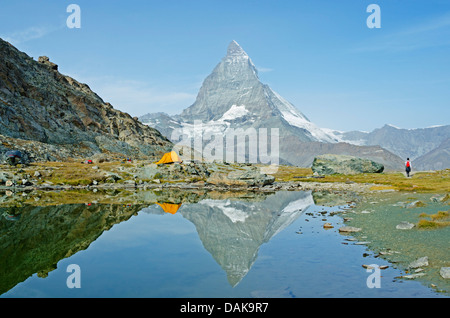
[0,38,172,162]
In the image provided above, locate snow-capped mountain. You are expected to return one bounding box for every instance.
[177,40,337,143]
[140,41,404,169]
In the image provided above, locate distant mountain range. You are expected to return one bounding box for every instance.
[330,124,450,170]
[141,41,448,171]
[0,38,172,162]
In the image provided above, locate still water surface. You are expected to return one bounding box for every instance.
[0,190,446,298]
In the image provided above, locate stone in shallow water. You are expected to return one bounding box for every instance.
[338,226,362,233]
[440,267,450,279]
[408,256,429,269]
[396,221,415,230]
[401,273,426,279]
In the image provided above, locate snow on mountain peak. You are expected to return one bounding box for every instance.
[219,105,249,121]
[227,40,247,57]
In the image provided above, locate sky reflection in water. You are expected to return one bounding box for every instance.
[0,190,446,298]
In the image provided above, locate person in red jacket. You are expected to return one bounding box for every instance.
[405,158,412,177]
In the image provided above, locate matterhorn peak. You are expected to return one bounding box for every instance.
[227,40,248,57]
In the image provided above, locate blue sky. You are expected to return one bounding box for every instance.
[1,0,449,132]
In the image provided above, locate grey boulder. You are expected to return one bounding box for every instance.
[312,154,384,175]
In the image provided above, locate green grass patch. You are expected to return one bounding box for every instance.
[417,210,450,229]
[417,219,450,229]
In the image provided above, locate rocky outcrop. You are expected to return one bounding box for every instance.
[134,161,211,181]
[206,166,275,187]
[311,154,384,175]
[132,161,275,187]
[0,38,172,162]
[37,56,58,71]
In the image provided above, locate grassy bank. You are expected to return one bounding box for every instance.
[1,161,449,193]
[272,166,450,193]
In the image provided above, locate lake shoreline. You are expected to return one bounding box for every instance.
[1,168,449,297]
[2,161,449,195]
[0,179,376,194]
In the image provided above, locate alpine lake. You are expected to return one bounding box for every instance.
[1,184,449,298]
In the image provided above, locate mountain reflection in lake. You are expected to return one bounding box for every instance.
[0,190,444,298]
[168,191,314,287]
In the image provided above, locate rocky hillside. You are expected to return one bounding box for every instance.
[0,38,172,162]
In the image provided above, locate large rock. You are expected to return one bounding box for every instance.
[311,154,384,175]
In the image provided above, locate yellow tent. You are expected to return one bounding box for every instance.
[155,151,182,165]
[156,203,182,214]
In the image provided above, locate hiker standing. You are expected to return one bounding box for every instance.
[405,158,412,177]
